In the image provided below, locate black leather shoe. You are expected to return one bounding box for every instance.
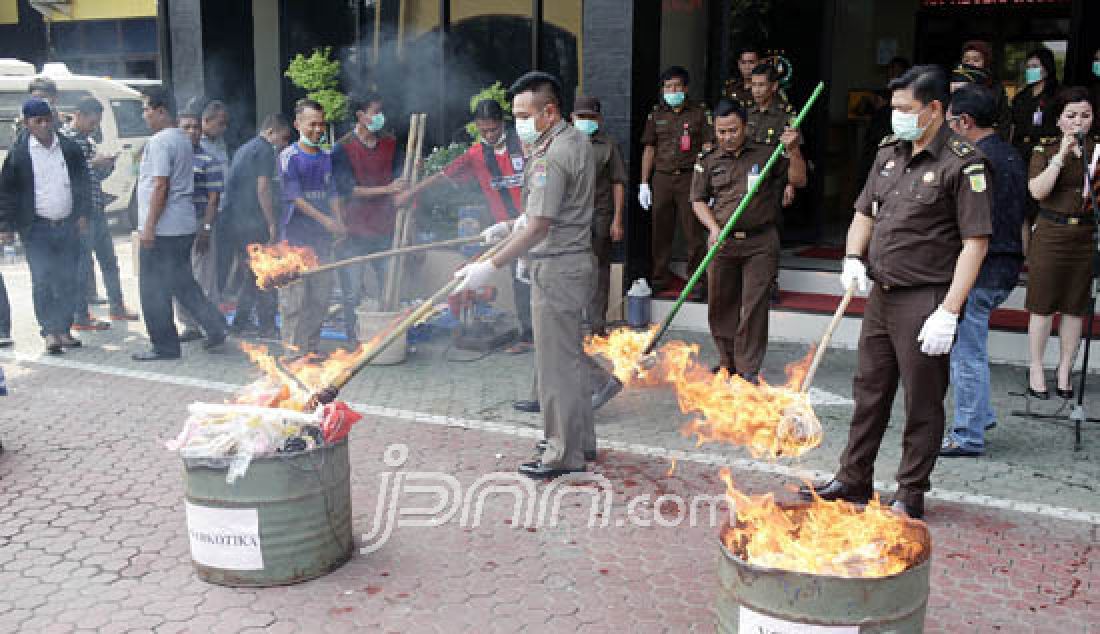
[535,440,598,462]
[798,478,872,505]
[132,350,181,361]
[518,460,585,479]
[513,400,541,413]
[591,376,623,411]
[202,331,227,351]
[1056,387,1074,400]
[888,497,924,520]
[178,329,203,343]
[1026,387,1050,401]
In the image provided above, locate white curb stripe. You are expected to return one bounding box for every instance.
[3,350,1096,525]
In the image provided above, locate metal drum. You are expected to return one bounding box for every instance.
[182,438,354,587]
[716,514,931,633]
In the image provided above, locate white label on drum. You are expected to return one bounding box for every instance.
[739,606,859,634]
[185,502,263,570]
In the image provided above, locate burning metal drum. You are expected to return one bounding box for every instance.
[716,504,931,633]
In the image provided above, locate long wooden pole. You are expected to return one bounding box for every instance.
[381,113,424,311]
[799,285,855,394]
[384,112,428,311]
[311,240,506,406]
[284,235,480,284]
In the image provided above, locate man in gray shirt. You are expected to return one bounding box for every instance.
[132,87,226,361]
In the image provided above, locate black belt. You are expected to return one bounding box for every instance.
[33,216,73,227]
[873,281,948,293]
[722,223,774,240]
[655,167,692,176]
[527,247,590,260]
[1039,209,1091,226]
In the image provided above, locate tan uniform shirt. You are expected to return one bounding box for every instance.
[1029,136,1099,217]
[746,98,795,147]
[856,126,993,288]
[640,100,714,173]
[524,121,596,258]
[590,130,627,217]
[690,141,788,231]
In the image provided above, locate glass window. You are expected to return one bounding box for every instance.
[111,98,149,138]
[0,91,25,117]
[0,119,16,150]
[83,21,121,53]
[57,90,94,112]
[121,19,157,54]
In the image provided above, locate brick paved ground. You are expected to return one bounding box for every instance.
[0,233,1098,632]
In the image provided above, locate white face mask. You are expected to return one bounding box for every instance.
[515,116,540,144]
[891,107,927,142]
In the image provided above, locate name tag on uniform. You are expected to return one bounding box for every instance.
[512,156,525,172]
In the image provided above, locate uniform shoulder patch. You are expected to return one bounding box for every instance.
[1033,145,1045,154]
[878,134,900,147]
[948,138,976,158]
[1037,136,1059,146]
[962,163,984,175]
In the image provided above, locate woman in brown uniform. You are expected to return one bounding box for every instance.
[1026,87,1097,399]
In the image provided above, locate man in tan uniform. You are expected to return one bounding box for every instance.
[639,66,714,297]
[801,66,991,519]
[572,95,627,336]
[454,72,620,479]
[691,99,806,381]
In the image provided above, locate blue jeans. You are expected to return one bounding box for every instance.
[337,235,391,340]
[0,272,10,336]
[24,219,81,336]
[75,210,124,317]
[948,286,1012,451]
[138,234,226,356]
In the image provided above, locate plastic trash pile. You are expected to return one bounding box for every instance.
[166,401,362,483]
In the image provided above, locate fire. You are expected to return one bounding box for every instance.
[585,328,821,458]
[236,343,369,411]
[720,469,927,578]
[248,242,320,290]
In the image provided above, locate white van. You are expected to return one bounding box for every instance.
[0,59,151,228]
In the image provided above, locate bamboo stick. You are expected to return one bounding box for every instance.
[385,112,429,310]
[280,234,480,285]
[381,114,424,311]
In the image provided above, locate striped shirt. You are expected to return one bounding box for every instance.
[192,144,225,218]
[60,125,108,213]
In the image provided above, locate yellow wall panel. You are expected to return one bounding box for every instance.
[0,0,18,25]
[41,0,156,21]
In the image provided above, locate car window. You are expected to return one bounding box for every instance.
[57,90,93,113]
[0,118,15,150]
[0,92,24,118]
[110,98,149,138]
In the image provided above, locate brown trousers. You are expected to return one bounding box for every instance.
[837,284,950,506]
[706,228,778,379]
[589,211,613,334]
[651,171,706,287]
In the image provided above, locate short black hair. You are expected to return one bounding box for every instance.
[202,99,228,120]
[713,98,746,123]
[660,66,690,86]
[260,113,291,135]
[473,98,504,121]
[1052,86,1093,122]
[28,77,57,97]
[751,63,781,83]
[1027,47,1059,87]
[75,96,104,116]
[508,71,563,109]
[294,98,324,117]
[142,86,177,118]
[179,96,204,119]
[949,84,997,128]
[736,46,761,59]
[348,92,383,117]
[888,64,949,108]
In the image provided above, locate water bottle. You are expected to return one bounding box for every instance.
[747,164,762,193]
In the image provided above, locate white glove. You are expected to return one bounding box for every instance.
[840,257,871,293]
[638,184,652,210]
[514,214,528,233]
[480,221,511,245]
[453,259,498,293]
[917,305,959,356]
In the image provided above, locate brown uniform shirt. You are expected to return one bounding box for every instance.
[523,120,596,258]
[746,97,795,147]
[590,129,628,217]
[855,126,993,288]
[640,100,714,172]
[689,141,788,231]
[723,80,754,108]
[1029,136,1099,216]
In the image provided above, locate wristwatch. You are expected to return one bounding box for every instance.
[202,223,213,232]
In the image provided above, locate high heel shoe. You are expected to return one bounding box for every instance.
[1027,387,1050,400]
[1056,387,1074,400]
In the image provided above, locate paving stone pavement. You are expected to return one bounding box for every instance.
[0,234,1098,631]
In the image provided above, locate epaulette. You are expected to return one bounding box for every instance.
[697,146,715,160]
[878,134,900,147]
[948,137,976,158]
[1037,136,1059,146]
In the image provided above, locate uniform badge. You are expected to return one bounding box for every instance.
[968,172,987,193]
[529,159,548,187]
[512,157,525,172]
[694,162,704,173]
[884,160,895,170]
[922,171,935,184]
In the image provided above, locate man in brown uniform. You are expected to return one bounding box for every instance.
[454,72,619,479]
[572,96,627,335]
[691,99,806,381]
[802,65,991,519]
[723,47,761,108]
[639,66,714,297]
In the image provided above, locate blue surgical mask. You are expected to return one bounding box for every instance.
[299,134,327,149]
[515,116,540,144]
[574,119,599,136]
[1093,61,1100,78]
[664,91,686,108]
[367,113,385,132]
[1025,67,1043,85]
[891,108,926,142]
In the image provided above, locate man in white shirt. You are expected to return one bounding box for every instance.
[0,98,90,354]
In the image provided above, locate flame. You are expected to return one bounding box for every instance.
[720,469,927,578]
[247,242,320,290]
[585,328,822,458]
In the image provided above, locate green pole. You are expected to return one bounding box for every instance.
[641,81,826,357]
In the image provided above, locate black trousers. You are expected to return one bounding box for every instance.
[0,272,9,337]
[138,234,226,356]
